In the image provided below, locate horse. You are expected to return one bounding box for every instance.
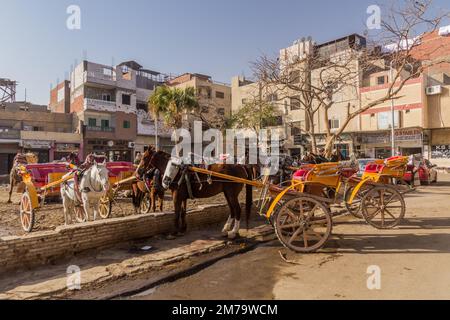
[60,159,110,224]
[136,147,253,239]
[133,167,165,213]
[7,152,38,203]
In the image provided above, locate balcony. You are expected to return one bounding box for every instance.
[83,71,116,87]
[84,98,117,112]
[86,126,115,133]
[0,128,20,140]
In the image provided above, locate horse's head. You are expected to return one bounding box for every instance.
[136,145,157,176]
[91,159,110,192]
[161,157,183,189]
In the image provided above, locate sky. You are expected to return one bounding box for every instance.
[0,0,449,105]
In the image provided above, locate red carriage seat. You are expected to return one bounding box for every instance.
[106,162,135,178]
[25,163,68,187]
[293,168,312,182]
[364,162,384,174]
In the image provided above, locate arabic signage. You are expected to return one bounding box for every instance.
[360,129,422,145]
[21,140,53,149]
[432,145,450,159]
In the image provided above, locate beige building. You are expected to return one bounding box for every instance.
[0,102,80,174]
[232,29,450,163]
[168,73,231,130]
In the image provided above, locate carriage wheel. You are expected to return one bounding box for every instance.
[361,186,405,229]
[344,185,374,219]
[98,195,112,219]
[74,206,87,223]
[140,193,151,214]
[274,196,332,253]
[20,192,35,232]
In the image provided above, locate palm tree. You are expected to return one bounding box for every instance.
[148,86,199,151]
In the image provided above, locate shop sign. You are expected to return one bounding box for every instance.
[21,140,53,149]
[56,143,80,152]
[361,129,422,145]
[432,145,450,159]
[395,128,422,142]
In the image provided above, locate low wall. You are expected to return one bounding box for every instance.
[0,204,230,274]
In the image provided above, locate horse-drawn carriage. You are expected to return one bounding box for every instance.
[15,148,410,254]
[16,160,136,232]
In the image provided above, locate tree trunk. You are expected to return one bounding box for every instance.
[324,136,335,158]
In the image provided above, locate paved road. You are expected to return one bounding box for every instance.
[135,175,450,300]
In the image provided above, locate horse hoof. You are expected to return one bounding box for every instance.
[7,200,12,204]
[227,232,237,240]
[166,234,177,240]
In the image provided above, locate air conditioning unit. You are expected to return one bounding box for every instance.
[128,142,135,148]
[439,25,450,37]
[426,85,442,96]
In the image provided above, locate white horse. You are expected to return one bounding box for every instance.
[60,161,110,224]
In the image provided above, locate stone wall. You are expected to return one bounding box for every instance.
[0,204,230,274]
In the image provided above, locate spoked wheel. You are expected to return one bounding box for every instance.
[98,195,112,219]
[361,186,405,229]
[344,184,374,219]
[20,192,35,232]
[140,193,152,214]
[274,196,332,253]
[74,205,87,223]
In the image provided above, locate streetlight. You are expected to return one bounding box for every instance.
[389,60,396,157]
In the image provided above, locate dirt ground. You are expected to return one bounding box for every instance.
[3,176,450,300]
[0,185,252,237]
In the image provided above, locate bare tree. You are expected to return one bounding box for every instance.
[251,0,450,156]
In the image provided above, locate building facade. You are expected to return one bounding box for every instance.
[232,28,450,163]
[0,102,80,175]
[54,60,175,161]
[168,73,232,130]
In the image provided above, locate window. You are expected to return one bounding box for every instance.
[267,94,278,102]
[290,96,301,110]
[57,87,65,102]
[101,119,110,128]
[328,119,340,130]
[291,122,303,136]
[123,120,131,129]
[103,68,113,76]
[88,118,97,127]
[289,70,301,84]
[215,91,225,99]
[217,108,225,116]
[378,111,400,129]
[377,76,386,85]
[102,94,111,101]
[122,94,131,105]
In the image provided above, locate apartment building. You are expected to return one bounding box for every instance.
[0,102,80,175]
[168,73,232,130]
[232,34,366,158]
[50,60,174,161]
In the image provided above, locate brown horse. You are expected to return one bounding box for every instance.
[136,147,253,239]
[132,168,165,213]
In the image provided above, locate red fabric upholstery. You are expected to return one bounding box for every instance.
[106,162,135,177]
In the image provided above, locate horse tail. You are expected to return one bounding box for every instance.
[245,166,253,230]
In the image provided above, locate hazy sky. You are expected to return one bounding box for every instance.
[0,0,449,104]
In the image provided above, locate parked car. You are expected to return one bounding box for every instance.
[403,157,438,185]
